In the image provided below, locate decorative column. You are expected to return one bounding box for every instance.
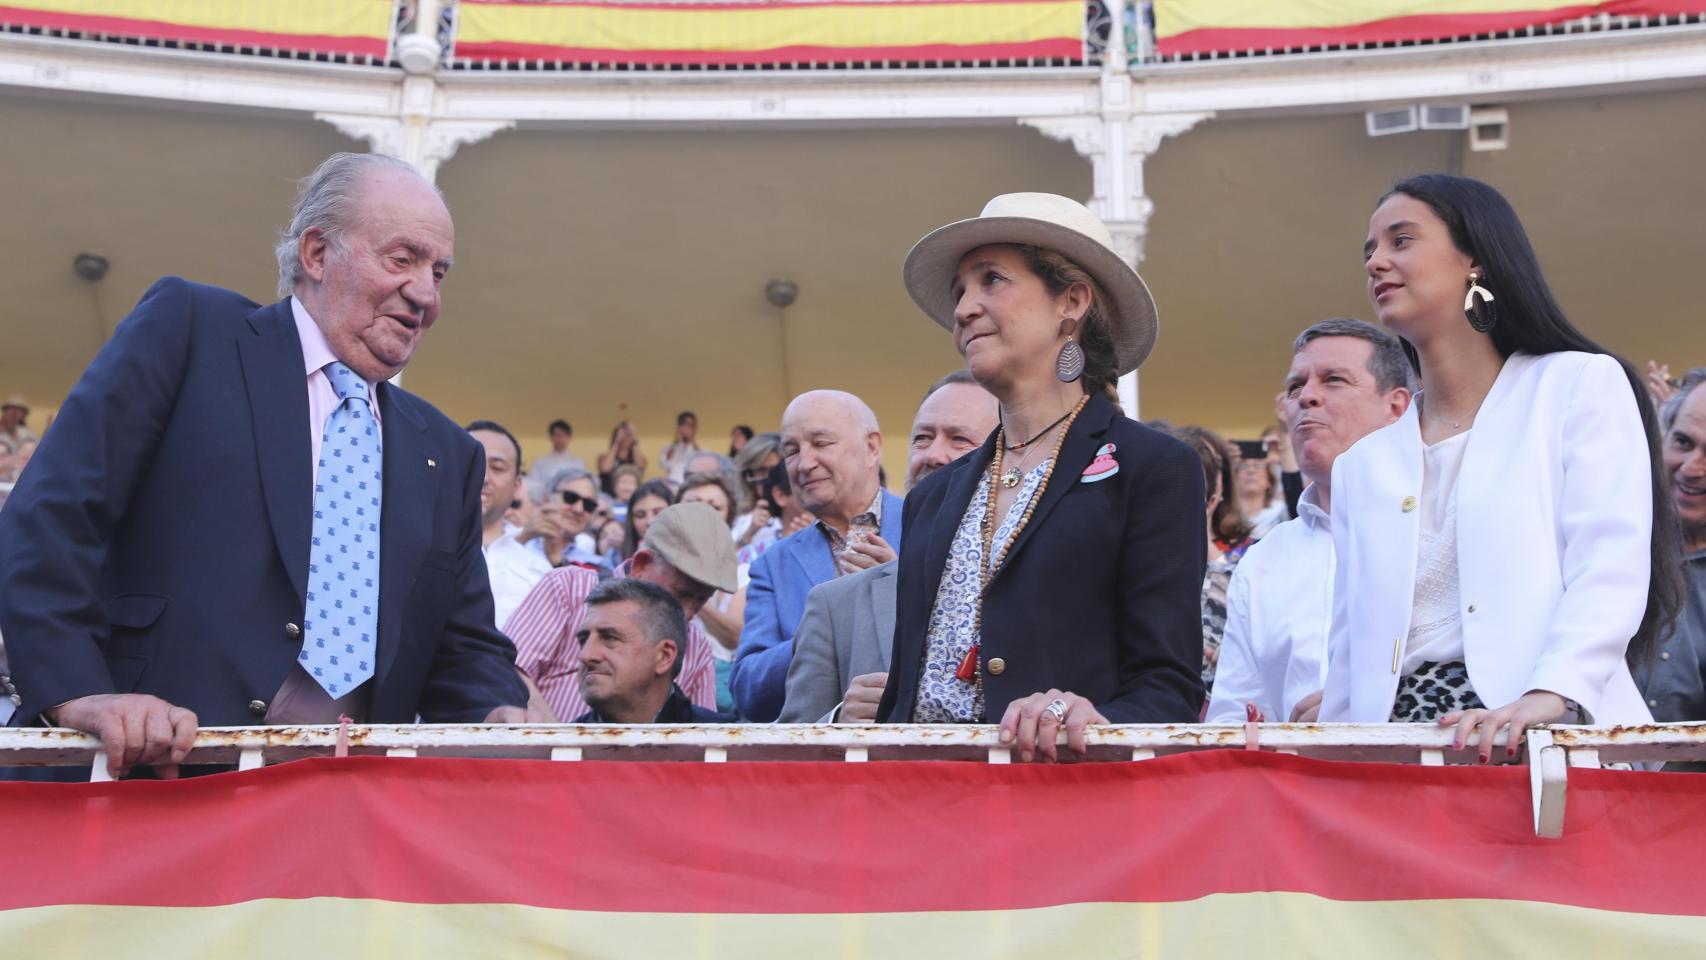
[316,0,513,184]
[1022,94,1210,418]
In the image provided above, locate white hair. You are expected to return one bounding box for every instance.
[273,152,442,298]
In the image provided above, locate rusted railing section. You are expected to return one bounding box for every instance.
[5,722,1704,837]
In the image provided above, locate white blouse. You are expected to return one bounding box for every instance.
[1401,429,1471,676]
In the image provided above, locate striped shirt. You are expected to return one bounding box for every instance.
[503,567,719,722]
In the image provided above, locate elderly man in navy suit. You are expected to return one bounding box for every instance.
[730,390,903,721]
[0,153,528,778]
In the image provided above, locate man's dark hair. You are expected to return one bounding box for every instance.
[548,419,573,436]
[586,577,688,679]
[921,368,980,404]
[1291,318,1417,394]
[465,419,522,470]
[677,410,697,426]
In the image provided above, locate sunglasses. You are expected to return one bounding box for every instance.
[558,491,599,511]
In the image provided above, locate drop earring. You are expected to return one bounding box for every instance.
[1055,316,1085,382]
[1463,272,1497,333]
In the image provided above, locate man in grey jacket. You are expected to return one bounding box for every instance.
[780,372,996,723]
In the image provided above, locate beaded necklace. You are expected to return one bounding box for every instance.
[952,393,1089,710]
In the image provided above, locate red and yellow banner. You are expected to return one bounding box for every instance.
[0,0,395,58]
[3,750,1705,955]
[1155,0,1706,56]
[454,0,1085,66]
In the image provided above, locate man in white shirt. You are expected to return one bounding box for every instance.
[467,420,552,627]
[1205,319,1413,724]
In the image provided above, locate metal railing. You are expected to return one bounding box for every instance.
[5,721,1704,838]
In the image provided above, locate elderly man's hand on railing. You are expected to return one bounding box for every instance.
[999,689,1108,763]
[48,693,197,779]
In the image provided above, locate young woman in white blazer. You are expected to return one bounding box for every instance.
[1320,174,1682,760]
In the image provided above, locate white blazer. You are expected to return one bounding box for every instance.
[1321,351,1653,725]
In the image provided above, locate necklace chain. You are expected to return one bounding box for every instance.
[1002,407,1075,451]
[966,394,1089,713]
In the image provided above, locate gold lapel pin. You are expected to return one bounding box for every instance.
[426,458,437,468]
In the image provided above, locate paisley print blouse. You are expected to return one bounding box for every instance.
[912,461,1051,723]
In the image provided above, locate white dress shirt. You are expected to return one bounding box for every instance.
[484,523,553,628]
[1205,485,1334,724]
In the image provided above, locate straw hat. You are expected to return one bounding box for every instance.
[902,193,1158,375]
[1,395,27,412]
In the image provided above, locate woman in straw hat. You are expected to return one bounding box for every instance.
[877,193,1207,760]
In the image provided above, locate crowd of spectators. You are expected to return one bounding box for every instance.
[1,153,1702,773]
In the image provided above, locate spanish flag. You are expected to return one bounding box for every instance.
[453,0,1085,66]
[2,750,1703,956]
[1156,0,1706,57]
[0,0,395,58]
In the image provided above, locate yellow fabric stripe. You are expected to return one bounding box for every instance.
[0,0,393,38]
[456,1,1081,54]
[1157,0,1591,36]
[5,894,1706,958]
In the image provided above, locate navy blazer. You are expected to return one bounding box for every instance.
[878,392,1206,724]
[0,278,527,727]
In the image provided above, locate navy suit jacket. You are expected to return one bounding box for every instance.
[878,392,1206,724]
[730,489,904,721]
[0,278,527,728]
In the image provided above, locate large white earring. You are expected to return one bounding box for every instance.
[1464,272,1497,333]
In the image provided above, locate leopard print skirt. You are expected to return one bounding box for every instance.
[1389,660,1486,722]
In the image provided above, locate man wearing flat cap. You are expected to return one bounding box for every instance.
[505,501,737,721]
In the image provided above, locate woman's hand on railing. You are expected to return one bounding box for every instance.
[1441,691,1568,763]
[999,689,1108,763]
[1290,691,1323,723]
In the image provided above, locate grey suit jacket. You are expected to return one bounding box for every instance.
[779,560,896,723]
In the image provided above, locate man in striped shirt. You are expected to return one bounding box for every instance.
[504,503,736,722]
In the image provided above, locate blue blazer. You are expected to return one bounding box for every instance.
[0,278,527,728]
[730,489,904,721]
[878,392,1205,724]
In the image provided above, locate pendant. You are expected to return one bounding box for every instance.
[954,644,980,682]
[1000,467,1021,488]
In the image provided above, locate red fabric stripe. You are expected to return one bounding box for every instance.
[3,750,1704,915]
[0,6,387,57]
[1158,2,1706,56]
[451,39,1080,63]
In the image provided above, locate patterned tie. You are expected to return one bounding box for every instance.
[301,361,383,699]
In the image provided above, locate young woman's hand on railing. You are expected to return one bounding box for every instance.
[1440,690,1568,763]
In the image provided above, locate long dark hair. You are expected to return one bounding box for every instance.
[1385,174,1682,663]
[622,479,676,561]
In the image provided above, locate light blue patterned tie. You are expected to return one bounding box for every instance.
[301,361,382,698]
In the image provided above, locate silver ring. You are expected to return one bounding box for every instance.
[1045,698,1068,723]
